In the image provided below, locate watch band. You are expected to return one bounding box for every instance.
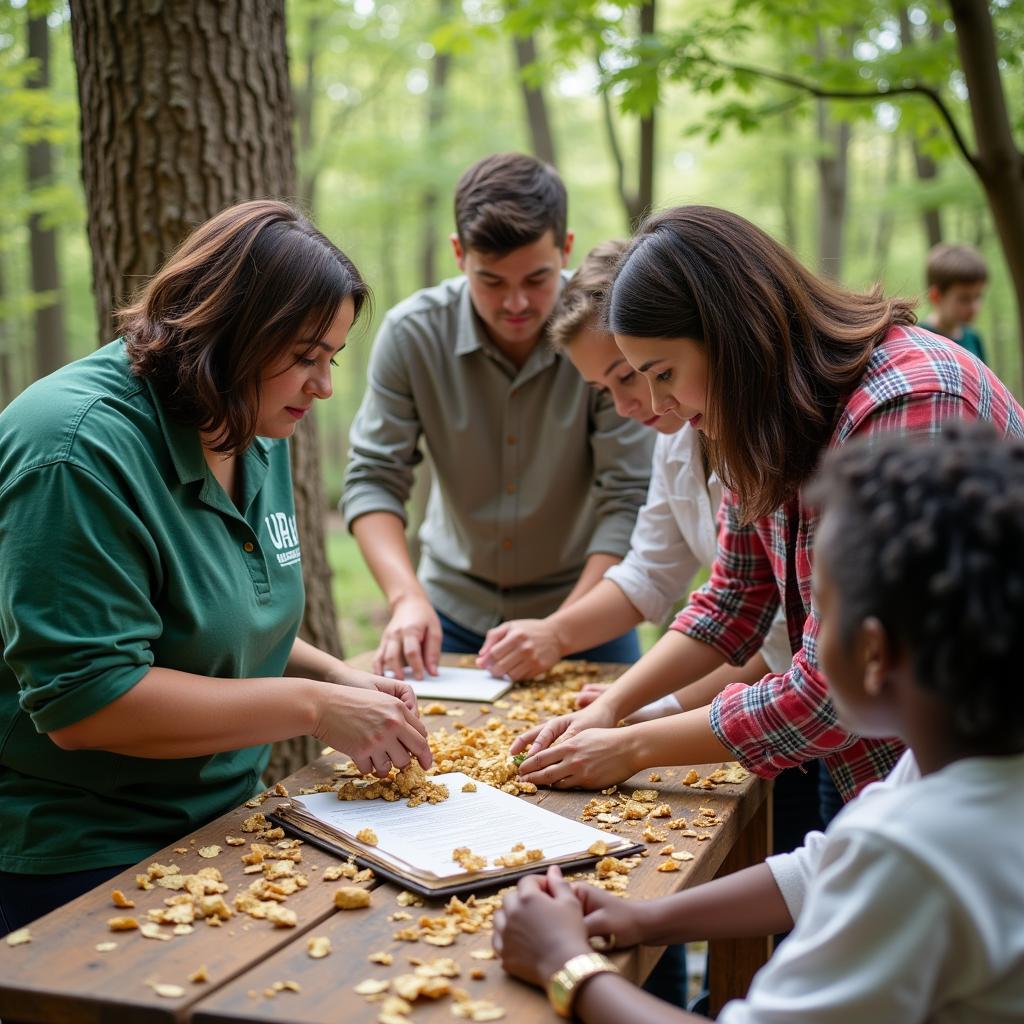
[547,951,620,1018]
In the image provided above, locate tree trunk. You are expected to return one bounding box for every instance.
[815,29,851,279]
[872,133,902,279]
[69,0,340,778]
[0,250,12,408]
[636,0,656,223]
[26,13,67,379]
[897,7,943,247]
[512,32,557,167]
[948,0,1024,362]
[779,111,798,251]
[421,0,452,289]
[295,13,323,214]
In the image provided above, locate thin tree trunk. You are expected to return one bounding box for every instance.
[872,133,902,279]
[295,13,322,214]
[69,0,338,778]
[421,0,452,289]
[815,29,851,279]
[636,0,656,222]
[512,32,557,167]
[949,0,1024,361]
[26,13,67,379]
[779,111,798,251]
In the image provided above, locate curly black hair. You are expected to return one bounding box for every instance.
[806,421,1024,753]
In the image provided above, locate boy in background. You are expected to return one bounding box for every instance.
[922,242,988,363]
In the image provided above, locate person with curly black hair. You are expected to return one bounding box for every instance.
[493,421,1024,1023]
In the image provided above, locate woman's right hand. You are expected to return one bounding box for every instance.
[508,699,618,758]
[373,594,442,681]
[312,683,433,777]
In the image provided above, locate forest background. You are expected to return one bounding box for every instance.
[1,0,1022,660]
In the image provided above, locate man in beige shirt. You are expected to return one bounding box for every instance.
[342,153,653,679]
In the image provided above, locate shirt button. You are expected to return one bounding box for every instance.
[501,538,513,550]
[505,483,517,495]
[506,435,517,445]
[243,542,255,553]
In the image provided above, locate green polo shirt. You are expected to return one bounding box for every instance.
[0,341,305,873]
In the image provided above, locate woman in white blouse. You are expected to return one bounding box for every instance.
[477,240,792,711]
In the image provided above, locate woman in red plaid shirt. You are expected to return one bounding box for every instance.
[512,205,1024,806]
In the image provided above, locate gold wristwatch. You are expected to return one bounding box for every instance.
[547,951,620,1018]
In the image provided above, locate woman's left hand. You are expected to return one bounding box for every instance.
[493,866,591,987]
[517,726,637,790]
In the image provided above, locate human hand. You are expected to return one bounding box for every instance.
[516,726,637,789]
[312,683,433,776]
[572,882,649,950]
[477,619,562,681]
[575,682,610,709]
[493,866,592,987]
[508,700,618,759]
[372,595,441,681]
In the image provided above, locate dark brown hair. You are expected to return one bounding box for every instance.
[926,243,988,292]
[454,152,567,256]
[119,199,369,454]
[608,205,916,522]
[548,239,628,350]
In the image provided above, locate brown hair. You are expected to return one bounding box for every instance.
[548,239,628,350]
[454,152,567,256]
[118,199,369,454]
[608,205,916,522]
[926,243,988,292]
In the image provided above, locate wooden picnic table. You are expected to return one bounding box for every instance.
[0,656,770,1023]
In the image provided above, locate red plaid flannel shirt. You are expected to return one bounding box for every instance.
[672,326,1024,800]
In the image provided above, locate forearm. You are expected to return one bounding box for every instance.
[620,705,734,773]
[600,631,724,721]
[49,668,324,758]
[636,863,792,945]
[351,511,425,607]
[546,580,643,657]
[558,553,622,610]
[575,973,706,1024]
[675,652,768,710]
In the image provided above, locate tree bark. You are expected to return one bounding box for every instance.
[636,0,656,223]
[421,0,452,289]
[69,0,340,777]
[898,7,942,247]
[779,111,798,251]
[872,133,902,279]
[26,13,67,379]
[512,32,557,167]
[295,13,323,214]
[0,250,12,408]
[948,0,1024,360]
[815,29,852,279]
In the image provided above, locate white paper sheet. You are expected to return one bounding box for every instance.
[293,773,629,880]
[400,665,511,702]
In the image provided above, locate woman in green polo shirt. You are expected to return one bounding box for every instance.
[0,199,432,937]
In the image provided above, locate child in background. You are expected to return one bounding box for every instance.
[493,421,1024,1023]
[922,242,988,363]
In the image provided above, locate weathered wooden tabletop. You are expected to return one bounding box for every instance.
[0,657,770,1023]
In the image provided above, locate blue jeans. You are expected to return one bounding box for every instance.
[436,610,641,664]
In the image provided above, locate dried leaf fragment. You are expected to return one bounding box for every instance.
[198,845,221,859]
[189,965,209,984]
[111,889,135,908]
[5,928,31,946]
[355,978,391,995]
[107,917,139,932]
[335,886,371,910]
[150,983,186,999]
[308,935,331,959]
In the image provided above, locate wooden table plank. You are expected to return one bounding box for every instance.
[0,659,769,1023]
[187,765,768,1023]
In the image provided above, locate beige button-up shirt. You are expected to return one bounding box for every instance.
[342,276,654,635]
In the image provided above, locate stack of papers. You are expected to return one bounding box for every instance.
[273,772,641,898]
[403,665,512,703]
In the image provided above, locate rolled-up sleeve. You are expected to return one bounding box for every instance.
[341,314,423,529]
[0,462,159,733]
[671,491,780,666]
[603,451,701,623]
[584,390,653,558]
